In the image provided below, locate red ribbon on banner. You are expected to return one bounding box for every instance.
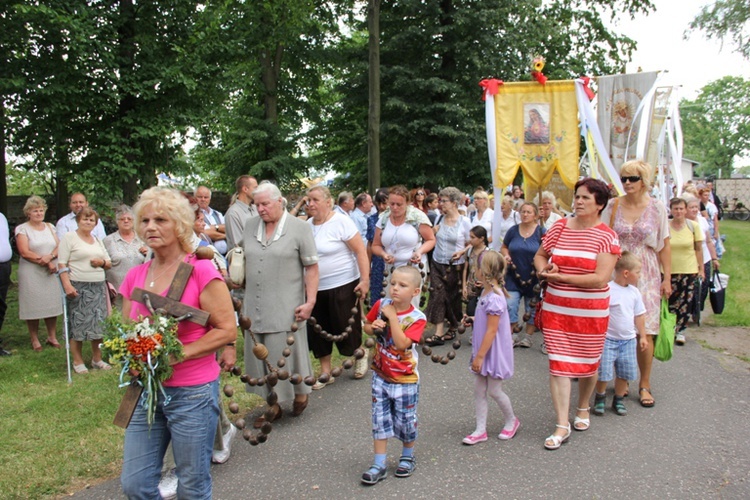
[479,78,504,100]
[531,71,547,85]
[580,76,595,100]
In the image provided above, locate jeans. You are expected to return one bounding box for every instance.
[121,379,219,499]
[506,290,535,324]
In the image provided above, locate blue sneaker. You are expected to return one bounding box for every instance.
[361,464,387,485]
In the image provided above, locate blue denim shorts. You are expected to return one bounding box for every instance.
[506,290,536,325]
[598,337,638,382]
[371,373,419,442]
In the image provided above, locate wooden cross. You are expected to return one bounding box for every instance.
[113,261,211,428]
[129,262,210,326]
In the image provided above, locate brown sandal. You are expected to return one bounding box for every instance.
[253,404,282,428]
[424,335,444,346]
[292,398,308,417]
[639,388,655,408]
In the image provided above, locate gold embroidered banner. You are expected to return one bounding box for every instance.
[493,81,579,190]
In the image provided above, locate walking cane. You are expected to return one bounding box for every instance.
[56,267,73,384]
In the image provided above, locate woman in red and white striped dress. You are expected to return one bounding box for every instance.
[534,178,621,450]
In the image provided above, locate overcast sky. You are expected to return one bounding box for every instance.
[615,0,750,100]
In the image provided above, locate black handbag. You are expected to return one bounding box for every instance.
[709,267,727,315]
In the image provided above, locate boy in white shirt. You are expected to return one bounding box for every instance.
[593,251,646,417]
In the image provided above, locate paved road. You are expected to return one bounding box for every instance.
[75,331,750,499]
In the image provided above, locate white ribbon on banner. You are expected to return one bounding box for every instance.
[575,78,624,195]
[484,89,504,250]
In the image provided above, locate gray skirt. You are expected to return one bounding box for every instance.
[244,325,313,404]
[67,280,107,341]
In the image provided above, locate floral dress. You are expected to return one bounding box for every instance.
[603,197,669,336]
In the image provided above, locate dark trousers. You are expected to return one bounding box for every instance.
[0,261,11,332]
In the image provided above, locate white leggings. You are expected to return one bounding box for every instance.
[473,374,515,434]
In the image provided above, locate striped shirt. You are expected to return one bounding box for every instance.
[540,219,621,377]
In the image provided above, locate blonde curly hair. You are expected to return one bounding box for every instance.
[133,187,195,254]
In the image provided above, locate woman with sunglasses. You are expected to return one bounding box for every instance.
[410,188,429,215]
[601,160,671,409]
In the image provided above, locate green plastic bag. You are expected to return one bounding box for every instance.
[654,298,676,362]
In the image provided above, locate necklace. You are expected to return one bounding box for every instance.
[385,217,404,254]
[147,255,183,288]
[312,211,333,238]
[519,223,536,241]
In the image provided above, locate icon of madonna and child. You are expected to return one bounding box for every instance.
[523,104,550,145]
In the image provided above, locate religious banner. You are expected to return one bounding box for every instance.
[545,171,573,213]
[490,80,580,191]
[596,72,659,170]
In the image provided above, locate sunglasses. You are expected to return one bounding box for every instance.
[620,175,642,183]
[416,191,425,195]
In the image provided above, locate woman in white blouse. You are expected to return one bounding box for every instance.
[371,185,435,307]
[538,191,563,229]
[306,186,370,387]
[495,196,520,247]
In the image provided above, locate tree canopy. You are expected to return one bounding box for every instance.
[309,0,653,192]
[1,0,655,213]
[688,0,750,60]
[681,76,750,178]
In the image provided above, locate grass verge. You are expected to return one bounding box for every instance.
[0,270,357,497]
[705,219,750,327]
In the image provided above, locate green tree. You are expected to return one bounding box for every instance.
[681,76,750,178]
[188,0,355,191]
[688,0,750,60]
[310,0,654,192]
[3,1,233,211]
[1,1,112,213]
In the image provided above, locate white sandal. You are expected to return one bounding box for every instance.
[544,423,571,450]
[573,407,590,431]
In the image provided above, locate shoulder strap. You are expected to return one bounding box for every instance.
[609,198,620,228]
[476,247,487,267]
[685,219,696,239]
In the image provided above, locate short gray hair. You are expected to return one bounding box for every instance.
[254,181,282,201]
[682,194,700,206]
[439,187,463,205]
[115,204,134,220]
[337,191,353,205]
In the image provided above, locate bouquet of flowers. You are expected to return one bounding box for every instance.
[103,310,184,425]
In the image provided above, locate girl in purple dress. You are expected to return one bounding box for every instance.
[462,251,519,445]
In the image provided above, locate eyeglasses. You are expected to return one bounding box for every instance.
[620,175,642,183]
[438,199,451,204]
